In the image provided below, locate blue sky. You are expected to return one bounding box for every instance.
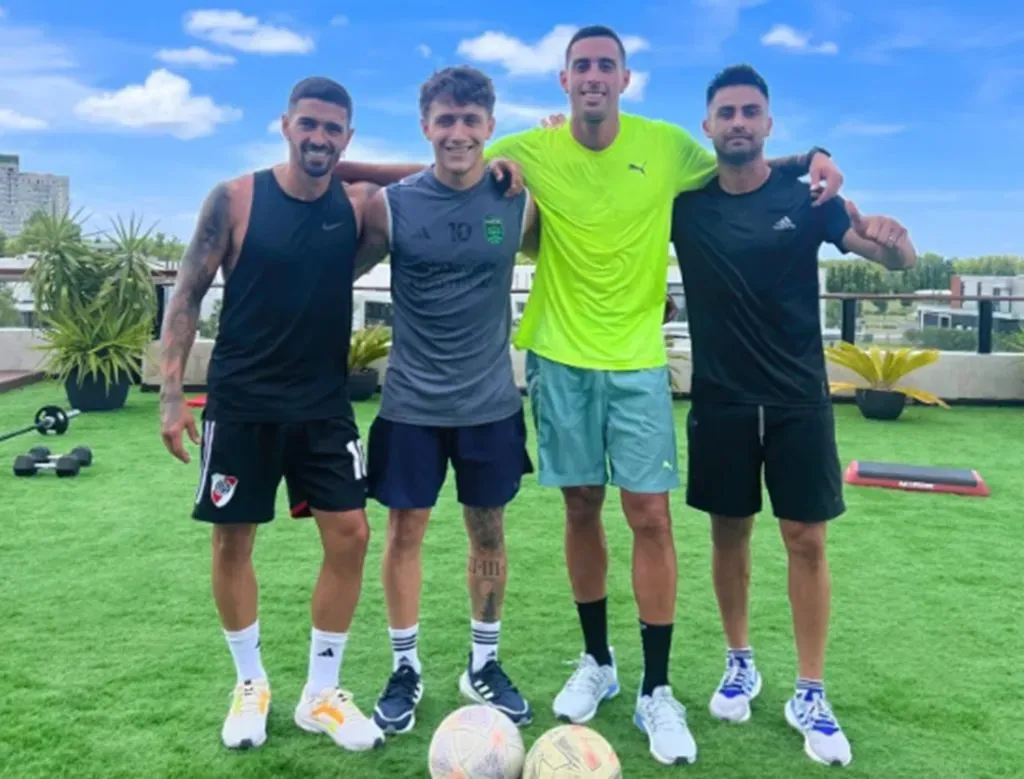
[0,1,1021,258]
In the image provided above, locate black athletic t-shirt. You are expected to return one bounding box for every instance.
[670,168,851,407]
[204,169,359,423]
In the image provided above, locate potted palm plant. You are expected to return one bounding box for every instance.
[24,209,158,412]
[825,341,949,420]
[348,325,391,401]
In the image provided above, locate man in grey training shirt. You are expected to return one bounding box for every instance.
[352,66,538,735]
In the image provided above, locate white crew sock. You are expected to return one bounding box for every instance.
[306,627,347,695]
[224,621,266,683]
[389,624,421,673]
[470,619,500,673]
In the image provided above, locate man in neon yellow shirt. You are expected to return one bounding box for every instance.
[480,26,841,766]
[333,25,842,766]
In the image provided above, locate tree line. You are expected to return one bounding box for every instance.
[0,211,187,267]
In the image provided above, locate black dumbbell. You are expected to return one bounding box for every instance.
[27,446,92,466]
[13,453,81,478]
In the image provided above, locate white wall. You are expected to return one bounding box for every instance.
[4,329,1023,402]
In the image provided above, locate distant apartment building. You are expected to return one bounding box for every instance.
[0,154,70,237]
[917,274,1024,333]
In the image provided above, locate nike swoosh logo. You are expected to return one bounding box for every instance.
[323,222,344,231]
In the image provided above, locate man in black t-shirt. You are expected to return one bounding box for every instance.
[671,64,916,768]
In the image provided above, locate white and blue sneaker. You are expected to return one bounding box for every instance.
[372,664,423,735]
[784,685,853,766]
[459,653,533,726]
[634,684,698,765]
[552,650,620,724]
[709,650,762,723]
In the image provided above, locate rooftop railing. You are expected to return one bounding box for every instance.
[1,268,1021,356]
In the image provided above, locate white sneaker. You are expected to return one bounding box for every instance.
[294,686,385,751]
[552,651,620,724]
[634,685,698,765]
[221,678,270,749]
[709,653,762,723]
[784,687,852,766]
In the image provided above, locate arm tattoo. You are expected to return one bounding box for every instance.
[159,183,230,403]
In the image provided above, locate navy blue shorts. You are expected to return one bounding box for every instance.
[367,408,534,509]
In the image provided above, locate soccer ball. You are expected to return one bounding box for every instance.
[427,705,525,778]
[523,724,621,778]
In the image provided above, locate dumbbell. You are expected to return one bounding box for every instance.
[27,446,93,466]
[13,453,81,477]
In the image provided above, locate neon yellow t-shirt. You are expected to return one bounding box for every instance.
[485,112,716,371]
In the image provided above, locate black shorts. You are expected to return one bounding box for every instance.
[366,408,534,509]
[685,400,845,523]
[192,414,367,524]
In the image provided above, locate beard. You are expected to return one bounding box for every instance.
[714,136,763,165]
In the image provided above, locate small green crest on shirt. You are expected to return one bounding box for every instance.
[484,216,504,245]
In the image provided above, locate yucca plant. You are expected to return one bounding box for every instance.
[349,325,392,374]
[35,298,155,389]
[348,325,391,401]
[23,207,159,409]
[825,341,949,419]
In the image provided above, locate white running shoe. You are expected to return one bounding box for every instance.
[294,686,385,751]
[552,651,620,724]
[784,687,853,767]
[709,653,762,723]
[221,678,271,749]
[634,685,698,765]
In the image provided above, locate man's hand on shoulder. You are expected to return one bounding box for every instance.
[540,113,567,129]
[487,158,525,198]
[809,151,844,207]
[842,200,916,270]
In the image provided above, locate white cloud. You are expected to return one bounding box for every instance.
[246,135,428,172]
[0,108,47,130]
[417,43,432,57]
[761,24,838,54]
[184,9,314,54]
[457,24,649,77]
[832,119,906,136]
[0,20,94,128]
[495,100,566,129]
[156,46,236,68]
[623,71,649,101]
[73,69,242,140]
[330,14,349,26]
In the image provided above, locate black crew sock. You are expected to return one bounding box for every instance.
[575,598,612,666]
[640,621,673,695]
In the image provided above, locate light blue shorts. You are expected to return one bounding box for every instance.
[524,350,679,494]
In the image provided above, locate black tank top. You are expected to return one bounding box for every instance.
[204,168,358,422]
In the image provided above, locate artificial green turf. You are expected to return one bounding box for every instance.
[1,382,1021,778]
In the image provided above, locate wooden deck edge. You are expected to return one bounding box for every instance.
[0,371,46,394]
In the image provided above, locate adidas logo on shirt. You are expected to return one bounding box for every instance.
[772,216,796,231]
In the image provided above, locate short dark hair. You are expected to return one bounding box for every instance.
[288,76,353,119]
[565,25,627,64]
[419,66,496,117]
[706,64,769,105]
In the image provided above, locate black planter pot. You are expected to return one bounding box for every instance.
[855,388,906,420]
[348,368,378,401]
[64,368,132,412]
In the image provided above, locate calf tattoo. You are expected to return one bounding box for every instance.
[465,506,506,623]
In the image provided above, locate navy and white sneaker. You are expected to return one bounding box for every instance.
[784,686,852,766]
[458,654,533,726]
[709,652,762,723]
[372,664,423,735]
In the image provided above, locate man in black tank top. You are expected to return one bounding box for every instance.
[158,77,385,753]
